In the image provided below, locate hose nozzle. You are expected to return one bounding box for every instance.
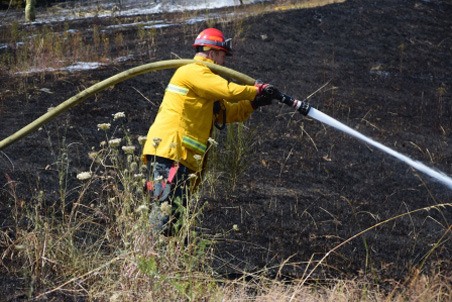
[277,93,311,116]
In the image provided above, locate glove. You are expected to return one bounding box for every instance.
[252,81,281,109]
[251,94,273,109]
[255,81,282,98]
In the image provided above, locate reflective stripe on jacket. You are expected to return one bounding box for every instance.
[142,55,258,172]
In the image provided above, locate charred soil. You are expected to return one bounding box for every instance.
[1,0,451,298]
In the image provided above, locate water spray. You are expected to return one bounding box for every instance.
[277,91,452,190]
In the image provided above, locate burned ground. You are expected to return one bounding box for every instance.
[1,0,451,296]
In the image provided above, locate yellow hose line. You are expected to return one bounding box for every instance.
[0,59,256,150]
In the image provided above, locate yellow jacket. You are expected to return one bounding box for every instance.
[142,55,258,172]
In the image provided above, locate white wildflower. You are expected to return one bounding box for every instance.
[152,137,162,147]
[108,138,122,147]
[113,112,126,120]
[154,175,163,181]
[122,145,136,154]
[137,135,147,145]
[133,173,143,179]
[88,151,98,160]
[233,224,240,232]
[187,173,198,180]
[97,123,111,131]
[135,204,149,213]
[208,137,218,146]
[76,171,92,180]
[160,201,172,215]
[130,162,138,171]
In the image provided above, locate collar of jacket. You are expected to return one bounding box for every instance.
[193,54,215,64]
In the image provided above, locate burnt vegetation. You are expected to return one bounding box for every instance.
[0,0,451,300]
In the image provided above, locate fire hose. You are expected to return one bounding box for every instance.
[0,59,308,150]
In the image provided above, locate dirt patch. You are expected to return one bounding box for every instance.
[1,0,451,294]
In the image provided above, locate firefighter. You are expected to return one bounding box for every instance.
[142,28,279,236]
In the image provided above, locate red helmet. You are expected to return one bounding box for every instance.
[193,28,232,55]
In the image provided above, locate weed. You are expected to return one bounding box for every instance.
[299,203,452,288]
[436,83,447,134]
[1,111,220,300]
[398,42,406,74]
[206,122,256,194]
[43,121,73,218]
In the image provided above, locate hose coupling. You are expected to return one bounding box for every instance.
[278,93,311,116]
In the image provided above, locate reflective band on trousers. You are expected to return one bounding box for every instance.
[182,136,207,153]
[166,83,189,95]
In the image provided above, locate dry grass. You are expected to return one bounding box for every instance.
[0,0,348,75]
[1,1,451,301]
[218,271,452,302]
[1,111,450,301]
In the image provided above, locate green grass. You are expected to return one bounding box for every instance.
[205,123,256,195]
